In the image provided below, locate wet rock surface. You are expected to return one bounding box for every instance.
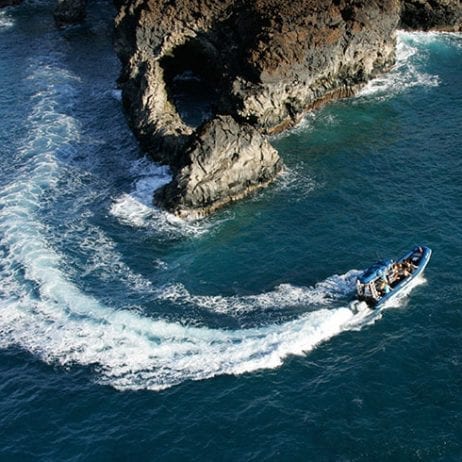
[155,115,282,219]
[54,0,86,27]
[400,0,461,31]
[113,0,460,218]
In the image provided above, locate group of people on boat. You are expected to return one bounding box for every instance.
[376,247,424,297]
[377,261,416,296]
[356,245,429,307]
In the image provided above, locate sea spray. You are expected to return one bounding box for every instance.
[109,157,227,236]
[359,31,440,99]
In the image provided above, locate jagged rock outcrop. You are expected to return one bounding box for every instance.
[115,0,400,146]
[54,0,86,27]
[113,0,460,218]
[400,0,461,31]
[155,115,282,218]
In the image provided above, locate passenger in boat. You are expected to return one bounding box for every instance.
[402,264,411,278]
[396,263,410,280]
[388,264,399,284]
[404,261,415,273]
[379,279,391,295]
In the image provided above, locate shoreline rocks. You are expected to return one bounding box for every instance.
[155,115,282,219]
[113,0,461,219]
[400,0,461,31]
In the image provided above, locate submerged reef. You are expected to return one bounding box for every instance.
[53,0,87,27]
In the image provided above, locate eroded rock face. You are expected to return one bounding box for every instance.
[113,0,459,218]
[230,0,401,133]
[155,115,282,219]
[400,0,461,31]
[115,0,401,145]
[54,0,86,27]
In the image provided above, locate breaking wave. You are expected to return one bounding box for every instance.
[109,157,224,237]
[359,31,441,99]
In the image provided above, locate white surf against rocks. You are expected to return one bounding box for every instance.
[0,10,14,29]
[359,31,440,99]
[109,157,225,237]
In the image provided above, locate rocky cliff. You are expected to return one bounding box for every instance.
[113,0,460,218]
[2,0,459,216]
[155,115,282,218]
[114,0,403,217]
[401,0,461,31]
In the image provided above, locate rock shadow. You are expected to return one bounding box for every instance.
[160,36,223,129]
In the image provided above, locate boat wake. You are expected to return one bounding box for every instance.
[159,270,360,315]
[0,32,430,393]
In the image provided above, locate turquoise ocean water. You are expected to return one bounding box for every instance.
[0,1,461,460]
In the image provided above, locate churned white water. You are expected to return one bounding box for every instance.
[359,31,440,99]
[0,26,433,392]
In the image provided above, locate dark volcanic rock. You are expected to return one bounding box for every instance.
[400,0,461,31]
[155,115,282,218]
[0,0,22,7]
[54,0,86,27]
[115,0,401,143]
[113,0,460,218]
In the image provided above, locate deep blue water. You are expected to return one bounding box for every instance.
[0,1,461,460]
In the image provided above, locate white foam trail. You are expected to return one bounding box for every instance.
[0,282,357,391]
[0,53,360,392]
[359,31,440,99]
[0,48,428,393]
[73,222,154,291]
[159,270,361,314]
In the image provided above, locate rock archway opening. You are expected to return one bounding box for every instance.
[161,37,224,128]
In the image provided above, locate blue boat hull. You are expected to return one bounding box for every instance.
[359,246,432,308]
